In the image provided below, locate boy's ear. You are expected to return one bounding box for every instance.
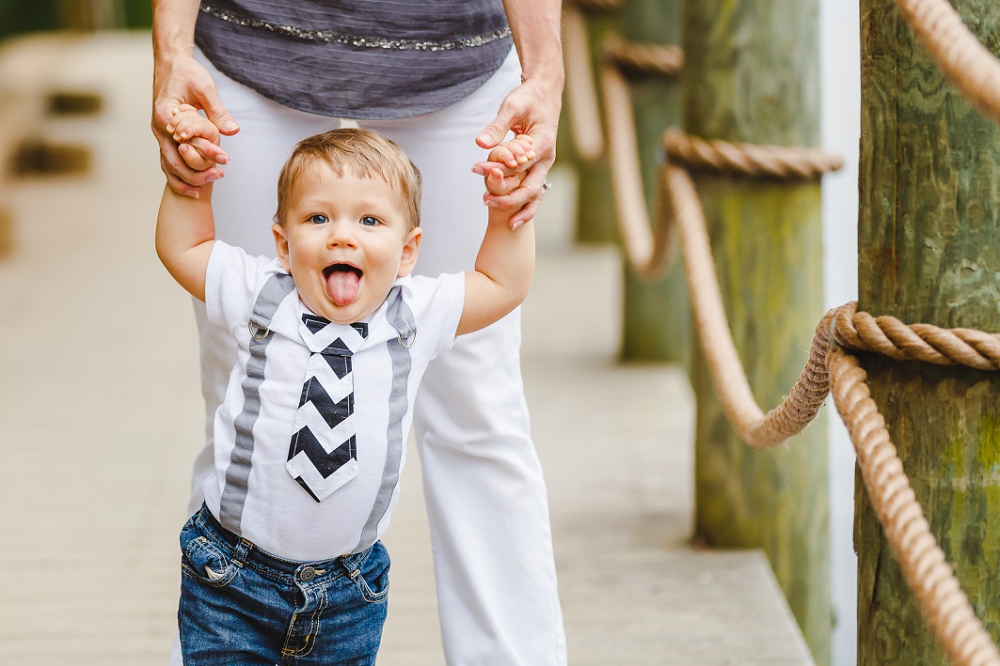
[397,227,423,277]
[272,223,292,272]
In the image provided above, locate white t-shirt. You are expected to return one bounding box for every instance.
[203,241,465,561]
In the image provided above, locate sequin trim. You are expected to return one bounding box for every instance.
[200,4,512,51]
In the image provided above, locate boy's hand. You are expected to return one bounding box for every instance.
[165,104,229,174]
[474,135,534,228]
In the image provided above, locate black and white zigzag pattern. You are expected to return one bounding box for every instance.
[286,315,368,502]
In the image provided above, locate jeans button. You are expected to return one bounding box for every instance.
[299,566,317,582]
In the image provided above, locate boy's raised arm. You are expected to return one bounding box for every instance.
[156,182,216,301]
[457,167,535,335]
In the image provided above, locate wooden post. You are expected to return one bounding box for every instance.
[618,0,690,365]
[856,1,1000,663]
[684,0,831,663]
[568,4,620,245]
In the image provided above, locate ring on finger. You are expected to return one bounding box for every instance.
[542,180,553,191]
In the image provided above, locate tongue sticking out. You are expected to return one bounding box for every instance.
[325,267,361,306]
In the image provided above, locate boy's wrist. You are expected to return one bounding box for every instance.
[486,205,520,230]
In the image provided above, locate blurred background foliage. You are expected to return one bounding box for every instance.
[0,0,151,40]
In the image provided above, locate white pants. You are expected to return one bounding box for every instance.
[170,49,566,665]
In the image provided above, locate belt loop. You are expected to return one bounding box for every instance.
[340,553,361,580]
[233,538,252,567]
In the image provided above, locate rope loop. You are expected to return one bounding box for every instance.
[562,3,604,161]
[663,128,844,180]
[602,38,684,78]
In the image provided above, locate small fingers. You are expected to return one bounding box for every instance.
[482,184,533,210]
[167,111,221,144]
[185,136,228,165]
[160,142,223,187]
[489,145,519,169]
[483,160,551,209]
[179,142,219,172]
[171,103,198,115]
[471,159,530,178]
[483,167,524,196]
[487,137,536,168]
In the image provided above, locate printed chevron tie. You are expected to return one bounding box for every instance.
[286,314,369,502]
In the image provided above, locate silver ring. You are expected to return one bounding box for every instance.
[248,320,269,340]
[397,330,417,349]
[542,180,553,191]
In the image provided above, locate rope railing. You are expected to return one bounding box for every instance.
[603,45,1000,663]
[661,160,1000,666]
[600,62,675,280]
[603,37,683,77]
[562,2,604,162]
[568,1,1000,662]
[663,128,844,180]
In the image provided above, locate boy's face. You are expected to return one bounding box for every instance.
[272,161,422,324]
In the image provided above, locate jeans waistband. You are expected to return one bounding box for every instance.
[195,504,370,584]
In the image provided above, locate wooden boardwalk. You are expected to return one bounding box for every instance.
[0,33,813,665]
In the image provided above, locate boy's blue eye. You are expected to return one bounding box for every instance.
[309,214,328,225]
[360,215,379,227]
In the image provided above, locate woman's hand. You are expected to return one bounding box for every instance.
[473,74,562,227]
[152,53,239,198]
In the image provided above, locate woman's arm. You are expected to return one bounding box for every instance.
[476,0,565,227]
[152,0,239,197]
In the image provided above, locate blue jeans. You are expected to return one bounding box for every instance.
[178,505,390,665]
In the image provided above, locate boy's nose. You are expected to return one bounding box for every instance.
[327,221,357,247]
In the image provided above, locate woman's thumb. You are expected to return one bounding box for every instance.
[476,107,514,148]
[201,89,240,135]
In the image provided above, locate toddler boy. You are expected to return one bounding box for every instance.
[156,111,535,664]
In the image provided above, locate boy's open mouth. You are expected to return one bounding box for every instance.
[323,263,363,307]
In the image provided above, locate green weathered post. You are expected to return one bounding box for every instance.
[684,0,831,662]
[618,0,689,365]
[567,3,620,245]
[856,1,1000,663]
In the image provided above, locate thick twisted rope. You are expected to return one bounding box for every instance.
[664,128,844,180]
[661,161,1000,666]
[894,0,1000,126]
[603,37,684,77]
[665,164,834,448]
[562,3,604,161]
[601,63,676,280]
[833,302,1000,371]
[829,349,1000,666]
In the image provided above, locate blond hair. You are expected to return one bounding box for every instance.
[275,128,422,230]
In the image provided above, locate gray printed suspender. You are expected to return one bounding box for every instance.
[354,286,415,553]
[219,273,295,534]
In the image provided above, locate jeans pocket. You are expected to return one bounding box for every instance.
[180,521,239,588]
[351,543,390,604]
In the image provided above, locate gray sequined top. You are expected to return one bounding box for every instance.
[194,0,513,120]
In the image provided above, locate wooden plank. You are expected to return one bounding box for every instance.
[683,0,831,662]
[856,1,1000,663]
